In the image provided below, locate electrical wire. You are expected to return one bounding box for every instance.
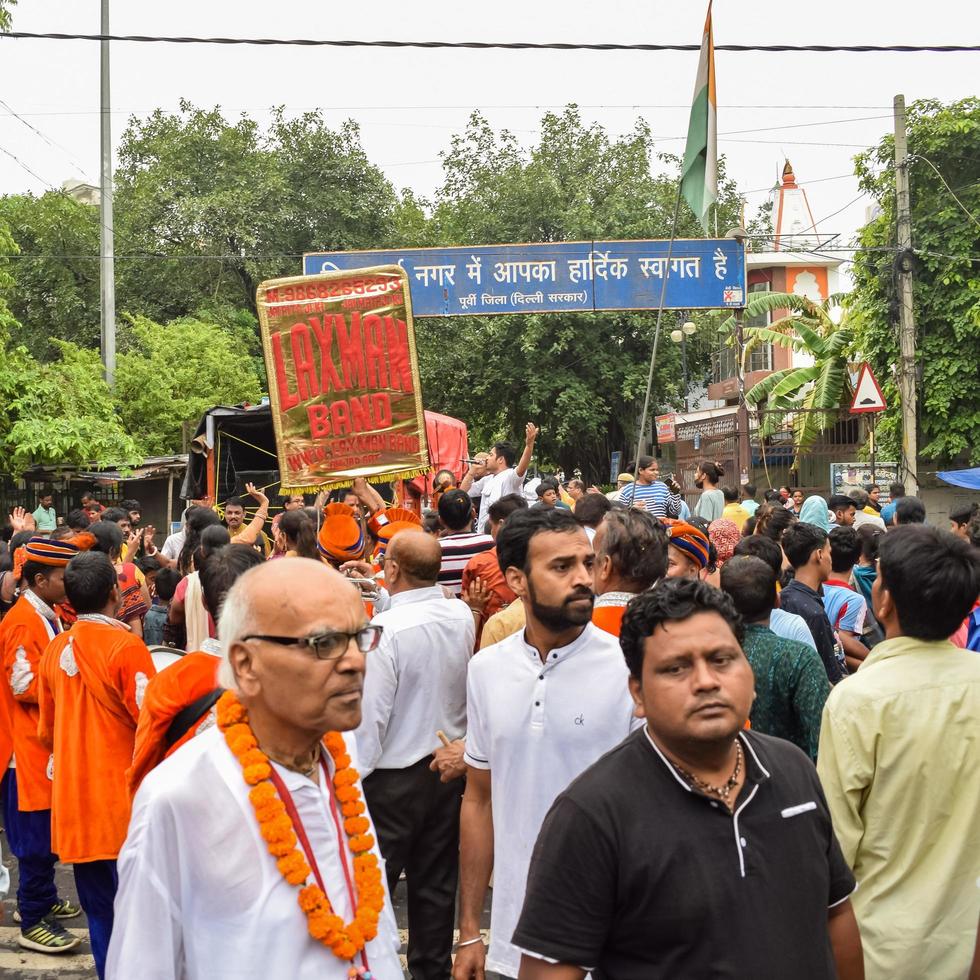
[0,143,56,189]
[0,103,898,117]
[0,98,93,180]
[909,154,980,233]
[2,32,979,52]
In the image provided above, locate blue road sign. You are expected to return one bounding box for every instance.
[303,239,745,317]
[609,451,623,484]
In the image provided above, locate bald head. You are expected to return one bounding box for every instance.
[387,530,441,593]
[218,557,363,688]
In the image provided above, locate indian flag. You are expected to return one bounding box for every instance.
[680,3,717,232]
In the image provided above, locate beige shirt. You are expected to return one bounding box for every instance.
[480,600,526,649]
[817,636,980,980]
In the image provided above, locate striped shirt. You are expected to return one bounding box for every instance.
[617,480,682,518]
[438,532,495,596]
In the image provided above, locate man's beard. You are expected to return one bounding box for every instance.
[694,478,704,489]
[527,577,594,631]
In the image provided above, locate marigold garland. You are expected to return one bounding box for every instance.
[217,690,385,964]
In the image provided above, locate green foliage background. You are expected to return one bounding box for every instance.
[851,98,980,465]
[0,102,741,477]
[2,95,977,476]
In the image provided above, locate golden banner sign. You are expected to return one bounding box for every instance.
[256,266,429,492]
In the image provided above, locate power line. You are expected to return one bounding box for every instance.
[0,98,93,180]
[741,172,858,196]
[909,154,980,233]
[0,143,56,189]
[0,103,898,117]
[2,32,979,52]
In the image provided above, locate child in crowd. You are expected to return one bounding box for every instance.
[143,567,180,647]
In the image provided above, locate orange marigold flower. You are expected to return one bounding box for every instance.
[216,691,247,725]
[244,762,272,785]
[298,885,326,913]
[334,940,357,961]
[349,833,375,853]
[268,838,296,858]
[229,734,258,757]
[249,783,276,805]
[334,767,359,787]
[323,731,345,752]
[260,815,294,843]
[277,851,311,885]
[220,707,382,965]
[224,723,254,745]
[239,748,269,769]
[344,816,370,836]
[253,800,283,824]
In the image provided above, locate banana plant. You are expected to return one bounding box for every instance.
[717,291,860,466]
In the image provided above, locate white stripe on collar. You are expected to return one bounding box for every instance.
[23,589,57,622]
[76,613,131,631]
[643,726,771,787]
[642,726,694,793]
[738,731,771,779]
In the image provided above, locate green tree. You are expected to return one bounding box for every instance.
[113,102,401,319]
[851,98,980,464]
[0,191,101,357]
[732,292,858,465]
[411,107,745,478]
[0,341,140,473]
[0,1,16,31]
[113,314,264,455]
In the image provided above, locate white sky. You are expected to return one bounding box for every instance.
[0,0,977,266]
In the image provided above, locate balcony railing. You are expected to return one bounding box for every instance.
[711,344,772,384]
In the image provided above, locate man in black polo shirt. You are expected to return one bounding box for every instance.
[779,522,848,684]
[512,578,862,980]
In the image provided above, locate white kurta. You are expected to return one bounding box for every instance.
[107,726,403,980]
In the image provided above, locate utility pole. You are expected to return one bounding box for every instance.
[893,94,917,493]
[99,0,116,386]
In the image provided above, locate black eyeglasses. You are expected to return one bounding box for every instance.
[241,625,384,661]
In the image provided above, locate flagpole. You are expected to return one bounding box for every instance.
[631,181,683,489]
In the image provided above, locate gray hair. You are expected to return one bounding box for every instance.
[216,566,261,691]
[847,486,870,508]
[598,509,669,589]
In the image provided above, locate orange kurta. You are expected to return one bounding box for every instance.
[127,652,220,797]
[37,620,156,862]
[591,604,627,638]
[0,594,60,811]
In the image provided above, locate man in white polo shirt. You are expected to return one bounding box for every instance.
[453,508,638,980]
[461,423,538,533]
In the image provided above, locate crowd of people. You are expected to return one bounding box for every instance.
[0,441,977,980]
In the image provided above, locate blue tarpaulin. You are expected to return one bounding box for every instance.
[937,467,980,490]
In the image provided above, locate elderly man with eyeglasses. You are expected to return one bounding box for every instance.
[108,556,404,980]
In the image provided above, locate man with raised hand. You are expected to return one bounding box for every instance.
[461,423,539,534]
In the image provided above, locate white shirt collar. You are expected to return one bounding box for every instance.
[201,637,221,656]
[24,589,57,622]
[642,726,771,792]
[594,590,637,609]
[387,585,446,609]
[517,622,594,666]
[76,613,131,630]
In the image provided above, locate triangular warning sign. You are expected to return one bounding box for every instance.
[850,363,886,414]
